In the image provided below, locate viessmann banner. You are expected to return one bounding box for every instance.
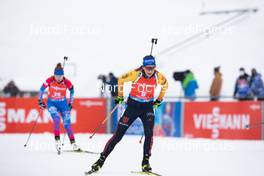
[0,98,106,133]
[184,101,262,140]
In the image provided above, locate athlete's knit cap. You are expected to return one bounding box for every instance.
[54,63,64,75]
[143,55,156,67]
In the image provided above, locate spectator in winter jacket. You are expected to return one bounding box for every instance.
[105,72,118,98]
[249,68,264,100]
[209,66,222,101]
[3,80,20,97]
[234,67,252,101]
[182,70,198,101]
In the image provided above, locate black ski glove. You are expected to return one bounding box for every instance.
[153,99,162,109]
[38,99,46,109]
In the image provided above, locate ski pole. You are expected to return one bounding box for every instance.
[89,104,119,139]
[150,38,158,55]
[139,134,144,144]
[245,122,264,128]
[62,132,66,146]
[24,109,43,147]
[63,56,68,68]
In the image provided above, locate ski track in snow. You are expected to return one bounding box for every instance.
[1,134,264,176]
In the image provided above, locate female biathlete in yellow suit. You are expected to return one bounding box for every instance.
[89,55,168,173]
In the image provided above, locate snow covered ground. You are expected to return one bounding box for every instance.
[1,133,264,176]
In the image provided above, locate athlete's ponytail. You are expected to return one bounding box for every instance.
[135,66,143,71]
[56,63,63,69]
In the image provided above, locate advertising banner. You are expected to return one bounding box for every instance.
[0,98,106,133]
[113,102,182,137]
[184,101,262,139]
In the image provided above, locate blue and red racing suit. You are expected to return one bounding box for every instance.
[38,76,75,141]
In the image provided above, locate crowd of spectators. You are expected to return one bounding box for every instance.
[1,67,264,101]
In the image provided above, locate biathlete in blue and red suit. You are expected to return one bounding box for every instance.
[89,55,168,173]
[38,63,80,152]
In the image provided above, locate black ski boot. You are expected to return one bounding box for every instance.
[91,153,106,172]
[142,154,152,172]
[54,136,61,155]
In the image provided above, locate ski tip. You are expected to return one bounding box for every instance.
[62,149,100,155]
[84,169,96,175]
[131,171,162,176]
